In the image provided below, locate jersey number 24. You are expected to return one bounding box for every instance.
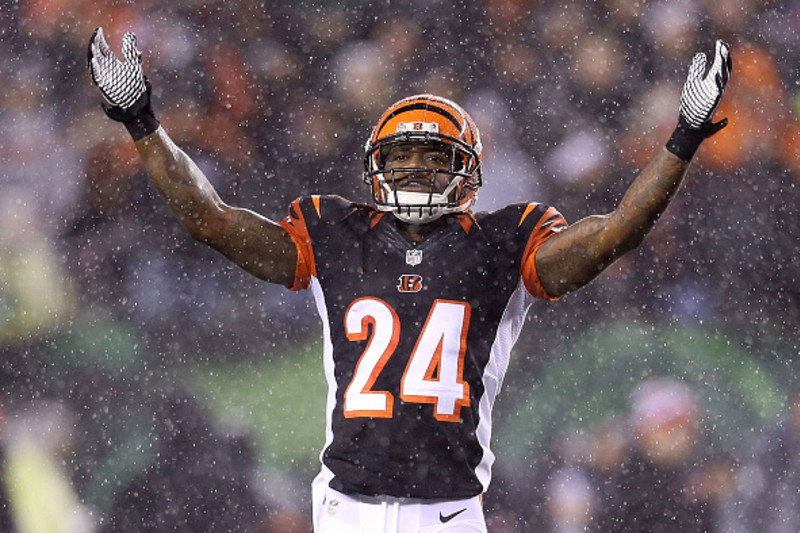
[343,297,471,422]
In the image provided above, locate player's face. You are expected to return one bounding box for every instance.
[383,142,454,194]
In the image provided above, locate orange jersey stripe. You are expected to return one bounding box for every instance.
[520,206,567,301]
[312,195,322,218]
[518,203,538,227]
[278,198,317,290]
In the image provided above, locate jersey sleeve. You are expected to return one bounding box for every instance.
[519,204,568,301]
[278,197,318,291]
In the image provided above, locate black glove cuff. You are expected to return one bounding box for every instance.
[666,116,706,162]
[123,112,160,141]
[101,79,160,141]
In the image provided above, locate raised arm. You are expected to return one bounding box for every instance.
[536,148,690,297]
[88,27,296,286]
[133,129,297,285]
[536,40,733,298]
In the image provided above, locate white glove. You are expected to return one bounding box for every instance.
[88,27,159,140]
[88,27,146,110]
[679,39,732,130]
[667,40,733,161]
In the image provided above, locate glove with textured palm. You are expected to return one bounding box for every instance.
[667,39,733,161]
[88,27,159,141]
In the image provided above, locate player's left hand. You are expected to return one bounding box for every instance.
[678,39,733,137]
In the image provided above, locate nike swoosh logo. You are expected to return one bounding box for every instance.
[439,508,467,523]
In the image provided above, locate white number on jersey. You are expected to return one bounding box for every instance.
[343,298,471,422]
[343,297,399,418]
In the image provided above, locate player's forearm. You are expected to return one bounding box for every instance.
[134,127,226,239]
[535,41,731,298]
[608,147,691,251]
[133,128,298,284]
[535,149,690,297]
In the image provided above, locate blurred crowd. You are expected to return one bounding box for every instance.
[1,0,800,531]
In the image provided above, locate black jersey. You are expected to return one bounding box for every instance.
[280,195,566,499]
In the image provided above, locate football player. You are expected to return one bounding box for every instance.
[88,27,731,533]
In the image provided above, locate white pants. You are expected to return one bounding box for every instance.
[312,474,487,533]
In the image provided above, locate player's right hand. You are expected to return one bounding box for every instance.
[88,27,160,140]
[88,27,147,111]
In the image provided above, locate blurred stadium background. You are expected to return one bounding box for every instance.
[1,0,798,531]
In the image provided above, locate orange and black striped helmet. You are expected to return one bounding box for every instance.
[363,94,483,223]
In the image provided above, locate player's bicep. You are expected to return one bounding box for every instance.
[200,204,298,286]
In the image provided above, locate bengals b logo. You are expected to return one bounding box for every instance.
[397,274,423,293]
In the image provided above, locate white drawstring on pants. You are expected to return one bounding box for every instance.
[377,498,400,533]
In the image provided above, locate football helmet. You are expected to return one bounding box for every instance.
[363,94,483,223]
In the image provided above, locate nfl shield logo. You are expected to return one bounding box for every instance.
[405,249,423,266]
